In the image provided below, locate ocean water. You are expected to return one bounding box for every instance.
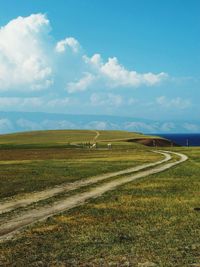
[156,133,200,146]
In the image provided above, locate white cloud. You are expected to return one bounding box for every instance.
[0,13,168,103]
[100,56,167,87]
[0,14,53,91]
[55,37,80,53]
[156,96,191,109]
[67,54,167,92]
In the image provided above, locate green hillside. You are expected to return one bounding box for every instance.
[0,129,158,148]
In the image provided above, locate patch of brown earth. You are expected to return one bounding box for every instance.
[128,138,178,147]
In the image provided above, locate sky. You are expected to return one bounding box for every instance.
[0,0,199,122]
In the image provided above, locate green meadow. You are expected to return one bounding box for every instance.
[0,130,199,267]
[0,129,149,147]
[0,147,160,199]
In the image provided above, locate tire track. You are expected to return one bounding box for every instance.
[0,151,187,242]
[0,151,170,214]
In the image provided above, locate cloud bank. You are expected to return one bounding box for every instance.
[0,13,167,93]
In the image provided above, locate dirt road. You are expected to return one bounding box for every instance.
[93,130,100,142]
[0,151,170,214]
[0,150,187,242]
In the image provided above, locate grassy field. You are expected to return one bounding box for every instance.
[0,129,161,200]
[97,130,157,141]
[0,147,199,267]
[0,130,199,266]
[0,146,161,200]
[0,130,96,146]
[0,129,160,148]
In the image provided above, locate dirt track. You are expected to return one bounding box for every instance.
[0,150,187,242]
[93,130,100,142]
[0,151,170,214]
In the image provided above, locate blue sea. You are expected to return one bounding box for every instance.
[156,133,200,146]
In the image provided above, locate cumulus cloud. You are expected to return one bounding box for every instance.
[156,96,191,109]
[98,56,167,87]
[0,14,53,91]
[0,13,168,94]
[67,54,168,93]
[55,37,80,53]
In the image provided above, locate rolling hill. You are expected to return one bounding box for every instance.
[0,129,174,148]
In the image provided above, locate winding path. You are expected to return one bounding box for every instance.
[0,150,187,242]
[0,151,170,214]
[93,130,100,142]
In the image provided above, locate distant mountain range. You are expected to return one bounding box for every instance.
[0,111,199,134]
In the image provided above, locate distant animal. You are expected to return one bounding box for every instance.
[91,143,96,149]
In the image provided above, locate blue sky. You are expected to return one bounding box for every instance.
[0,0,199,122]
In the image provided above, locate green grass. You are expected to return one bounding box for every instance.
[0,129,160,148]
[0,147,199,266]
[0,130,199,267]
[0,129,162,199]
[0,130,96,147]
[0,146,160,200]
[97,130,154,141]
